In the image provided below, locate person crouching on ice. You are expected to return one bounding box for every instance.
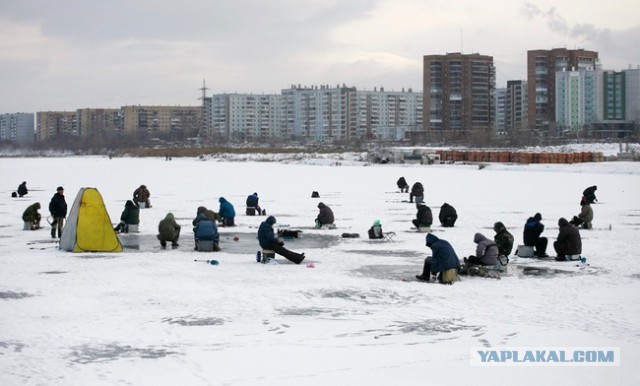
[416,233,460,284]
[258,216,305,264]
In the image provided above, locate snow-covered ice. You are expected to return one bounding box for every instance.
[1,155,639,385]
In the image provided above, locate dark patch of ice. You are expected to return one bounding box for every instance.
[39,271,67,275]
[0,291,34,299]
[68,343,179,364]
[162,316,225,326]
[0,341,26,352]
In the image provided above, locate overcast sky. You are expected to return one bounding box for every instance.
[1,0,639,113]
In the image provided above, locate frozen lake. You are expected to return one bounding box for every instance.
[1,155,639,385]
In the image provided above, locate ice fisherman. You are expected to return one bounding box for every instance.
[493,221,514,257]
[133,184,151,208]
[17,181,28,197]
[192,206,219,223]
[582,185,597,204]
[22,202,41,230]
[258,215,305,264]
[368,220,384,239]
[315,202,335,228]
[523,213,548,257]
[465,233,499,266]
[114,200,140,233]
[192,211,220,251]
[396,177,409,193]
[412,204,433,229]
[415,234,461,284]
[438,203,458,227]
[157,213,181,248]
[409,182,424,204]
[48,186,67,239]
[571,198,593,230]
[245,192,264,215]
[553,217,582,261]
[218,197,236,226]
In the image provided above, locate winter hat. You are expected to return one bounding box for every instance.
[197,206,207,213]
[373,219,381,226]
[493,222,505,233]
[558,217,569,227]
[266,215,277,225]
[253,192,258,196]
[317,202,325,209]
[56,186,64,192]
[534,213,542,221]
[473,233,486,244]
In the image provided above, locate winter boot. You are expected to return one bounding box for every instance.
[416,263,432,282]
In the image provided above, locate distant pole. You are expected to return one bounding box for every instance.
[461,27,463,54]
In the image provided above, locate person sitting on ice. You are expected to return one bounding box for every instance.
[438,203,458,227]
[17,181,28,197]
[218,197,236,226]
[464,233,499,268]
[412,204,433,230]
[368,219,384,239]
[258,215,305,264]
[315,202,335,228]
[192,206,219,224]
[554,217,582,261]
[157,213,181,249]
[22,202,41,230]
[582,185,597,204]
[415,233,461,284]
[245,192,264,215]
[396,177,409,193]
[114,200,140,233]
[523,213,548,257]
[132,184,151,208]
[570,197,593,230]
[493,221,514,257]
[409,182,424,204]
[193,211,220,251]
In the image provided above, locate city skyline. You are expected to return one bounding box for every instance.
[1,0,639,113]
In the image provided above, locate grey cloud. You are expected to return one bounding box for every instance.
[521,1,606,42]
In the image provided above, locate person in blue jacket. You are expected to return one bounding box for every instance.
[193,212,220,251]
[415,233,461,283]
[246,192,263,215]
[257,215,305,264]
[218,197,236,226]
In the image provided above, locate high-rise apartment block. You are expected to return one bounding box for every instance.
[423,53,495,137]
[0,113,34,144]
[210,94,282,141]
[527,48,599,134]
[121,105,201,137]
[37,111,77,141]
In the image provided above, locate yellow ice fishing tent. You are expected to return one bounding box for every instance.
[59,187,123,252]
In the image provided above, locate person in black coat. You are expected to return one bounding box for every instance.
[409,182,424,204]
[554,217,582,261]
[258,216,305,264]
[315,202,335,228]
[396,177,409,193]
[438,203,458,227]
[17,181,28,197]
[582,185,597,204]
[412,204,433,229]
[523,212,548,257]
[48,186,67,239]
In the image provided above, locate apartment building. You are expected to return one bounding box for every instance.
[494,88,507,133]
[423,53,495,138]
[36,111,78,141]
[624,68,640,123]
[121,105,201,137]
[351,88,422,141]
[505,80,528,133]
[77,108,122,137]
[555,67,599,132]
[527,48,599,134]
[0,113,34,144]
[210,94,282,141]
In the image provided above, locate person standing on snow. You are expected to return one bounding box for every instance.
[48,186,67,239]
[396,177,409,193]
[582,185,597,204]
[133,184,151,208]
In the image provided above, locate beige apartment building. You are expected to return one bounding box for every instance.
[121,105,202,136]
